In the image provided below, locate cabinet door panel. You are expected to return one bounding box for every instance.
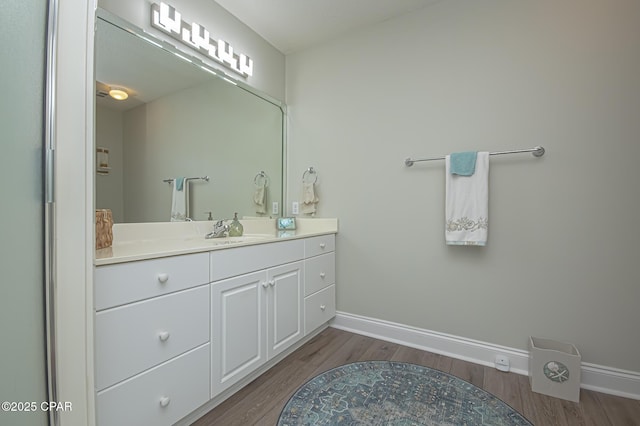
[267,261,304,359]
[211,271,266,397]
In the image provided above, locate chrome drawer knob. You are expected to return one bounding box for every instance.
[157,273,169,283]
[158,331,170,342]
[159,397,171,408]
[320,305,326,311]
[319,243,326,249]
[319,272,326,279]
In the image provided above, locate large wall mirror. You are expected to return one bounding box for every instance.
[95,9,284,223]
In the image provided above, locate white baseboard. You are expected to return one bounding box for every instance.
[330,311,640,400]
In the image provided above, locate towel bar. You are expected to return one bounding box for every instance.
[404,146,545,167]
[163,176,210,183]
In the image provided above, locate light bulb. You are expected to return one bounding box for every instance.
[109,88,128,101]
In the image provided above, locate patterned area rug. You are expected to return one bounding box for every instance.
[278,361,532,425]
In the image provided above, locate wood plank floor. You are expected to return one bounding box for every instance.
[193,328,640,426]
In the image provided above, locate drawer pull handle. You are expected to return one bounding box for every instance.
[320,305,326,311]
[159,397,171,408]
[269,280,276,287]
[262,281,269,288]
[319,243,326,249]
[158,331,171,342]
[157,273,169,283]
[319,272,326,279]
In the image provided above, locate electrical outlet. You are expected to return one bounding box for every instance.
[272,201,279,215]
[292,201,299,215]
[494,354,510,372]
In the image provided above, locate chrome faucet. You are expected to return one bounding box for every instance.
[205,220,229,239]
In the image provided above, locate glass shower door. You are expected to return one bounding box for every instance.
[0,1,50,425]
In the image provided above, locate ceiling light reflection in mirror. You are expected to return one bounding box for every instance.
[108,88,128,100]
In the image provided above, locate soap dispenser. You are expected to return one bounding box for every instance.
[228,212,243,237]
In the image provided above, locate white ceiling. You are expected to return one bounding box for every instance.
[213,0,441,54]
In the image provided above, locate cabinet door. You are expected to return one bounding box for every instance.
[266,261,304,360]
[211,271,266,397]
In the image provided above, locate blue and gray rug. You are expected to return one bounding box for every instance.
[278,361,532,425]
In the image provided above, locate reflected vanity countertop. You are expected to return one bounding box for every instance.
[95,218,338,266]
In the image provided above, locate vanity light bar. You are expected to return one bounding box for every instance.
[151,2,254,77]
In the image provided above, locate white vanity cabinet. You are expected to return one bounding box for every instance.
[94,253,210,426]
[210,240,305,396]
[94,231,336,425]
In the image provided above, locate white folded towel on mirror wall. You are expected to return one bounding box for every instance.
[445,152,489,246]
[301,182,319,215]
[171,177,187,221]
[254,181,267,215]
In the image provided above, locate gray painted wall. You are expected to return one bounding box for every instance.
[286,0,640,372]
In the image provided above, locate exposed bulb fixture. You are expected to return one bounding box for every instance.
[108,88,128,101]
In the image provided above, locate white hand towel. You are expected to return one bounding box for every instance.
[170,177,187,221]
[301,182,319,215]
[253,182,267,214]
[445,152,489,246]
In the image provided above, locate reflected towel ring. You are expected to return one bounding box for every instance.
[302,167,318,184]
[254,171,269,188]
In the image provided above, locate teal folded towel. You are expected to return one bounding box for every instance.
[176,177,185,191]
[450,151,477,176]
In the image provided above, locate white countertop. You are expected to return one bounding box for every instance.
[95,218,338,266]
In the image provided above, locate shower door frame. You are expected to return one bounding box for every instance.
[46,0,97,425]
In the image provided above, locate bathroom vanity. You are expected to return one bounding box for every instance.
[93,219,337,426]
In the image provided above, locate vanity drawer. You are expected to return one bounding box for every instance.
[95,252,209,310]
[304,234,335,258]
[304,252,335,296]
[95,285,210,391]
[210,239,304,281]
[96,344,210,426]
[305,285,336,335]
